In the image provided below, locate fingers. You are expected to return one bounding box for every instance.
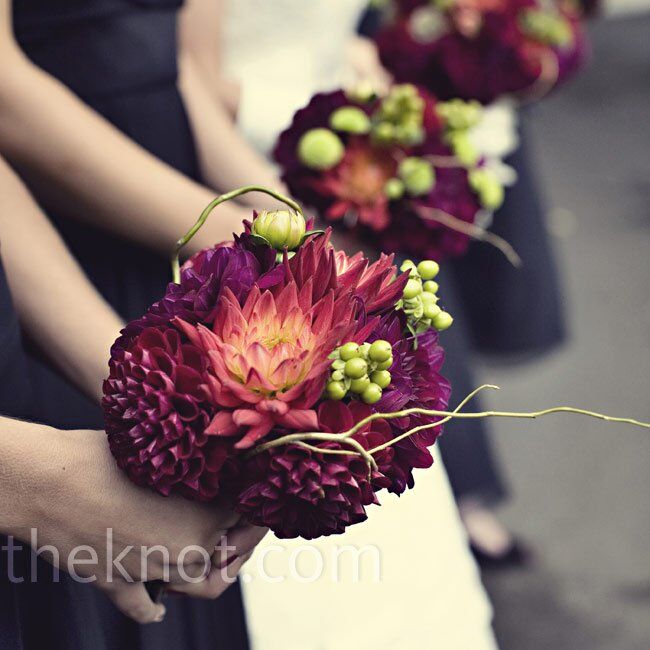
[102,582,166,625]
[215,524,268,567]
[170,554,247,600]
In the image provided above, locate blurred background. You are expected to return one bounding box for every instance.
[474,10,650,649]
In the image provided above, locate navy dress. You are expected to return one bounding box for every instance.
[5,1,250,648]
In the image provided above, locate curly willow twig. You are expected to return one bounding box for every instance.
[415,205,523,267]
[246,385,650,479]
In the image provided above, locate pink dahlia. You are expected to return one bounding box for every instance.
[281,228,409,316]
[233,401,394,539]
[177,280,360,450]
[103,326,231,501]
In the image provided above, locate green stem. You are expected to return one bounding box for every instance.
[170,186,303,283]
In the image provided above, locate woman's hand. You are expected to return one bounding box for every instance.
[2,419,267,624]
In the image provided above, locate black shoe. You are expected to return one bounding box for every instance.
[470,539,532,570]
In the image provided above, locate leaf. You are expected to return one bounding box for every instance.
[299,229,326,245]
[249,234,271,247]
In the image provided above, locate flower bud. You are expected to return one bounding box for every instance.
[297,128,344,170]
[398,157,436,196]
[252,209,306,250]
[330,107,372,134]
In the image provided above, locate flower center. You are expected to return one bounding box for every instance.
[337,144,396,206]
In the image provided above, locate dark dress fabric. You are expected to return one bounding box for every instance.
[0,261,32,650]
[451,119,566,356]
[435,268,507,504]
[5,2,250,649]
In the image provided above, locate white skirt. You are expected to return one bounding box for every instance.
[241,448,498,650]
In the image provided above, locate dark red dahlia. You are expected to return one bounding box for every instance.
[375,0,588,104]
[274,88,483,262]
[103,326,232,501]
[370,313,452,494]
[233,401,394,539]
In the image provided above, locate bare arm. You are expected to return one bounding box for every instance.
[0,157,123,402]
[0,0,250,256]
[177,0,286,209]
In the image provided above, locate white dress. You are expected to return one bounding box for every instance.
[223,3,499,648]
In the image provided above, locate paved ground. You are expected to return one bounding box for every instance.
[476,14,650,650]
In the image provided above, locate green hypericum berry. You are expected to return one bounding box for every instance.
[395,122,424,146]
[251,209,306,251]
[331,370,345,382]
[420,290,436,305]
[432,311,454,331]
[326,381,347,400]
[344,358,368,379]
[345,81,377,104]
[339,342,360,361]
[416,259,440,280]
[368,340,393,363]
[447,131,478,167]
[331,358,346,371]
[423,280,439,294]
[329,106,372,134]
[398,157,435,196]
[384,178,405,200]
[370,370,391,389]
[361,383,383,404]
[480,180,504,211]
[403,278,423,300]
[375,356,393,371]
[297,128,344,170]
[424,303,442,321]
[372,121,395,144]
[350,376,371,394]
[400,259,417,273]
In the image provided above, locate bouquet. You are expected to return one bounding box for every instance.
[103,188,648,540]
[372,0,588,104]
[274,84,520,264]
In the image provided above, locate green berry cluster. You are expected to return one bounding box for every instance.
[436,99,482,131]
[519,9,573,48]
[371,84,426,147]
[438,98,483,168]
[383,156,436,200]
[326,340,394,405]
[397,259,453,335]
[468,168,505,211]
